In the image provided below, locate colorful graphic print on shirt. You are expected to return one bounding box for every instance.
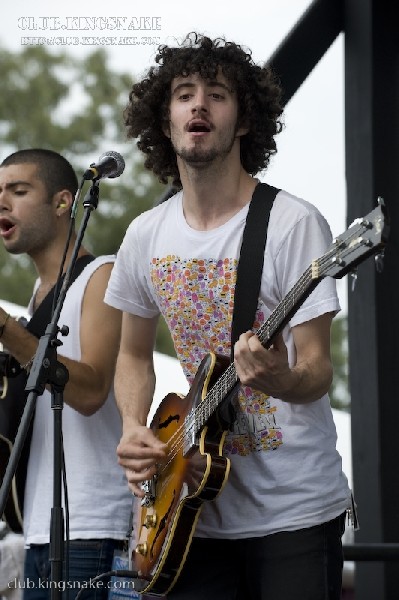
[151,255,283,456]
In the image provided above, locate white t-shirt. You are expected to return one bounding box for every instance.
[24,256,132,545]
[105,189,351,539]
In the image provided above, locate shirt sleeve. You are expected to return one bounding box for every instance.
[270,201,341,328]
[104,218,160,318]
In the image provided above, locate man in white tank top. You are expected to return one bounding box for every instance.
[0,149,131,598]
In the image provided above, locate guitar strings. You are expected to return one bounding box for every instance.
[159,266,314,470]
[156,220,373,475]
[159,263,334,471]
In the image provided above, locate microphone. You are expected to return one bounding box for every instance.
[84,151,125,180]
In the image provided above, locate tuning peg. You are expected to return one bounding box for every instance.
[375,250,385,273]
[350,269,358,292]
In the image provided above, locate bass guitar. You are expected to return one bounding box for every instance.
[129,201,389,596]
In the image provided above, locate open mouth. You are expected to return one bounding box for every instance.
[187,120,212,133]
[0,217,16,237]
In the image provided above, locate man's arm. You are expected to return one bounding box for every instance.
[234,312,334,404]
[114,312,166,496]
[0,262,121,416]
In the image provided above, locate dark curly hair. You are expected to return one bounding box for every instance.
[124,33,284,188]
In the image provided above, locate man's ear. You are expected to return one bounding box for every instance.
[162,108,171,138]
[163,122,171,139]
[54,191,72,215]
[236,116,250,138]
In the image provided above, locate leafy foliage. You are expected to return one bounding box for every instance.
[0,47,161,294]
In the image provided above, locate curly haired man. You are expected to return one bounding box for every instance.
[105,33,351,600]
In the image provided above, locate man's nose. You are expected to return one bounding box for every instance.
[191,90,208,114]
[0,190,11,212]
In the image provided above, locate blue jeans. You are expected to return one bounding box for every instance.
[23,539,124,600]
[168,513,346,600]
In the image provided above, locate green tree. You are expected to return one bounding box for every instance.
[0,43,174,352]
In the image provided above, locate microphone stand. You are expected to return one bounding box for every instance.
[0,179,101,599]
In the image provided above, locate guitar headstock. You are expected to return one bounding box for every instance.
[321,199,389,279]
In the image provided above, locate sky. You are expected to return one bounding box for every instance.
[0,0,349,310]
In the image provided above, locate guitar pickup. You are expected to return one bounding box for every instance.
[140,477,156,507]
[183,409,198,456]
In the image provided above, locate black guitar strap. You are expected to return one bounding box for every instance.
[1,254,94,529]
[231,182,280,359]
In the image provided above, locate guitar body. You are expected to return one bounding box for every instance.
[130,352,232,596]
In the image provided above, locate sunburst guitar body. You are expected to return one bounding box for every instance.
[130,351,232,596]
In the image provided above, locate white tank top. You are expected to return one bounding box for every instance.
[24,256,132,545]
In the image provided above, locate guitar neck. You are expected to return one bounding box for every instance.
[257,263,321,348]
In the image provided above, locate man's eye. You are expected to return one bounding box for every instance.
[15,190,28,196]
[178,93,191,101]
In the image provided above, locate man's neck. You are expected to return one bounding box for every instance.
[31,242,90,311]
[32,238,90,287]
[179,165,257,231]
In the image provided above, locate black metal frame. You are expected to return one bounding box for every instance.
[266,1,399,597]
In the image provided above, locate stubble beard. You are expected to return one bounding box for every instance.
[6,232,50,256]
[176,146,220,165]
[5,207,56,257]
[173,128,237,168]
